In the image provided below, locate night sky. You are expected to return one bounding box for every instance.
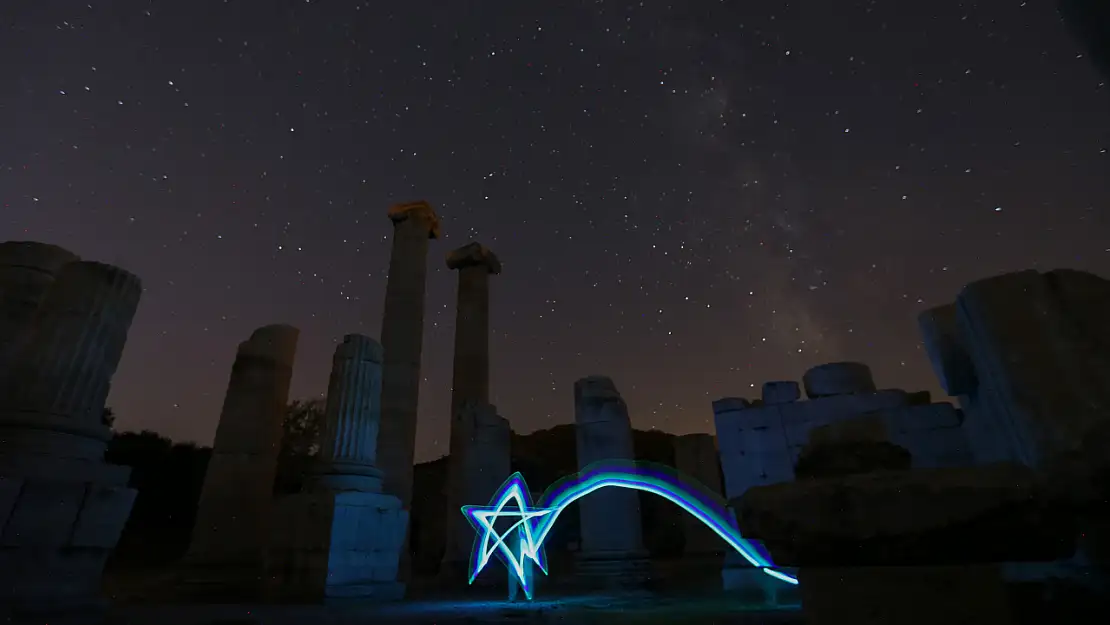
[3,1,1108,461]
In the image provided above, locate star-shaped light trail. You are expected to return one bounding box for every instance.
[461,472,553,596]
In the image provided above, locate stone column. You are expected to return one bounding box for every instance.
[184,324,299,592]
[673,433,725,555]
[442,401,511,575]
[316,334,385,492]
[376,200,440,508]
[573,376,649,586]
[442,243,501,573]
[0,259,143,615]
[0,241,78,372]
[266,334,408,602]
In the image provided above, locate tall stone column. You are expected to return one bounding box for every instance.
[0,241,78,372]
[184,324,299,593]
[266,334,408,602]
[0,259,143,614]
[442,243,501,573]
[573,376,649,586]
[377,200,439,507]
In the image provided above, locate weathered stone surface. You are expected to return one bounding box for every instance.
[1,261,142,457]
[574,376,648,581]
[0,256,141,615]
[917,304,978,396]
[267,490,408,602]
[442,242,501,571]
[801,362,876,398]
[673,433,724,555]
[443,402,511,572]
[761,381,800,405]
[316,334,384,493]
[734,463,1077,567]
[0,241,78,371]
[378,201,438,512]
[185,324,299,579]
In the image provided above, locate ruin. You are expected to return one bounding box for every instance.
[713,362,973,593]
[0,256,143,614]
[267,335,407,601]
[735,414,1076,625]
[573,376,649,585]
[376,201,440,512]
[442,242,502,575]
[183,324,300,593]
[919,268,1110,576]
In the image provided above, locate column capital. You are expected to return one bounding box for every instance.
[446,242,501,274]
[388,200,441,239]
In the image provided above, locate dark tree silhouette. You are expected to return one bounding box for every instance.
[274,397,326,494]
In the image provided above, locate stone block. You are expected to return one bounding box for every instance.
[761,381,800,404]
[70,483,137,548]
[802,362,877,398]
[917,304,978,396]
[0,479,86,547]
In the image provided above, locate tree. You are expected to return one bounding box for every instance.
[274,397,326,494]
[102,407,116,428]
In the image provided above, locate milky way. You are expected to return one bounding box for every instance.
[3,1,1108,460]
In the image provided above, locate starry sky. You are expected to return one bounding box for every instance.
[3,1,1108,462]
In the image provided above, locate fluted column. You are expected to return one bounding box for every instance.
[0,261,142,456]
[315,334,385,492]
[0,241,79,372]
[377,200,440,507]
[186,324,299,573]
[442,242,501,570]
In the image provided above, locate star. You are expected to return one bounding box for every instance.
[461,472,553,590]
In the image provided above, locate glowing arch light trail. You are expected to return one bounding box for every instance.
[462,461,799,599]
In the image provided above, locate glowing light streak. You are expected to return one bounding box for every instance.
[462,462,799,598]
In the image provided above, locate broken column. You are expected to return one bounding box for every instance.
[442,242,502,575]
[0,260,143,614]
[735,415,1077,625]
[376,201,439,510]
[267,335,408,602]
[0,241,79,371]
[184,324,299,594]
[573,376,649,586]
[673,433,725,555]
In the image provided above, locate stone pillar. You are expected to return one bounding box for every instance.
[443,401,511,575]
[0,260,143,615]
[442,243,502,574]
[0,241,78,372]
[673,433,724,555]
[266,334,408,602]
[184,324,299,593]
[573,376,649,586]
[316,334,385,492]
[376,201,439,509]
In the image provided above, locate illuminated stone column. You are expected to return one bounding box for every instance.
[265,334,408,602]
[185,324,299,592]
[0,259,143,613]
[573,376,649,586]
[316,334,385,492]
[442,243,502,572]
[0,241,78,372]
[377,201,440,508]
